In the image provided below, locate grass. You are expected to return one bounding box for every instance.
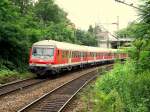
[0,69,35,84]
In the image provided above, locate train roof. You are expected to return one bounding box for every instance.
[33,40,118,52]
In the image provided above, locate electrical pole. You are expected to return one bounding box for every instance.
[117,16,119,31]
[112,16,119,31]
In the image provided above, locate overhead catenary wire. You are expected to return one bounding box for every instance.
[115,0,149,22]
[115,0,144,11]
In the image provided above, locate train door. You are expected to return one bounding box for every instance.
[57,49,61,64]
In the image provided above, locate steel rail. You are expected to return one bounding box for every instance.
[0,78,47,97]
[0,64,113,98]
[58,75,97,112]
[59,65,113,112]
[17,68,102,112]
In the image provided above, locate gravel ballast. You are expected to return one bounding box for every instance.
[0,68,96,112]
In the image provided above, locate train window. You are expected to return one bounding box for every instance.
[68,51,70,58]
[75,52,76,58]
[32,47,54,59]
[66,51,67,58]
[66,51,67,57]
[62,51,67,58]
[76,52,77,58]
[72,52,73,58]
[80,52,83,57]
[91,53,93,57]
[66,51,68,57]
[74,52,76,58]
[74,52,75,58]
[72,52,75,58]
[33,48,37,54]
[103,53,105,56]
[64,51,66,58]
[66,51,68,58]
[57,50,59,55]
[62,51,64,58]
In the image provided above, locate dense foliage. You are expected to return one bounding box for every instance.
[115,22,150,40]
[0,0,98,72]
[75,29,98,46]
[92,61,150,112]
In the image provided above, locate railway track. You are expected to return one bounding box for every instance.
[0,63,114,97]
[0,78,47,97]
[0,64,113,112]
[17,65,112,112]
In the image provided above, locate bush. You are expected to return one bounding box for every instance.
[92,61,150,112]
[0,59,16,70]
[0,69,35,84]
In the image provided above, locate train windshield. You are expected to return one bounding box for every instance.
[32,47,54,59]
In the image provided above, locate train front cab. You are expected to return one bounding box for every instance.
[29,45,56,76]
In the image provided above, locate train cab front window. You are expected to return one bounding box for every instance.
[32,47,54,59]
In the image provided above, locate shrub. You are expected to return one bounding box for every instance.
[92,61,150,112]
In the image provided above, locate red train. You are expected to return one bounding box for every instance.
[29,40,127,76]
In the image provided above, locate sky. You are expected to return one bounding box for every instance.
[55,0,140,32]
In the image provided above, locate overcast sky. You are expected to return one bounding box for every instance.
[56,0,140,32]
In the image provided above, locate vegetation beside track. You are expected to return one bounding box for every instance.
[77,60,150,112]
[0,69,35,84]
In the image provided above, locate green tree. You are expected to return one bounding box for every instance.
[34,0,67,24]
[76,29,98,46]
[12,0,34,14]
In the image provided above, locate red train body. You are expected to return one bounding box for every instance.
[29,40,127,76]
